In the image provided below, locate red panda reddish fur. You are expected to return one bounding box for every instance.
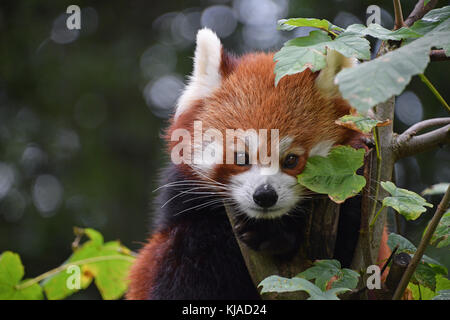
[127,232,171,300]
[127,44,391,299]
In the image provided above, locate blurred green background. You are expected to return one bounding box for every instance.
[0,0,448,299]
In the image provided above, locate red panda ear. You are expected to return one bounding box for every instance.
[315,49,357,98]
[174,28,225,120]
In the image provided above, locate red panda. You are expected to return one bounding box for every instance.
[127,28,391,300]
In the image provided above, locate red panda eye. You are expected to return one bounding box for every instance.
[283,154,299,169]
[235,152,250,166]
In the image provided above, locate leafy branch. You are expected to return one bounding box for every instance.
[393,185,450,299]
[0,228,136,300]
[15,255,134,291]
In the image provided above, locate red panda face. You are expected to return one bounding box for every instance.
[166,29,360,219]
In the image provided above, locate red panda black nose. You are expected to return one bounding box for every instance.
[253,184,278,208]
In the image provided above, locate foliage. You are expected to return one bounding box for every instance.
[336,24,449,112]
[422,183,450,196]
[275,6,450,112]
[0,252,44,300]
[274,30,370,85]
[297,146,366,203]
[258,259,358,300]
[296,259,359,291]
[381,181,433,221]
[408,274,450,300]
[277,18,343,33]
[335,114,391,133]
[0,228,135,300]
[344,23,422,40]
[423,210,450,248]
[387,233,448,292]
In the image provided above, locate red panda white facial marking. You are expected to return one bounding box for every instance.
[168,28,361,220]
[229,163,304,219]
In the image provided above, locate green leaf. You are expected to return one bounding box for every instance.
[277,18,338,32]
[335,114,391,133]
[0,251,44,300]
[413,262,443,289]
[297,146,366,203]
[297,259,359,291]
[83,241,134,300]
[408,282,436,300]
[345,23,422,40]
[436,274,450,292]
[83,228,104,245]
[381,181,433,220]
[387,233,417,253]
[274,30,370,85]
[43,228,134,300]
[441,44,450,56]
[422,183,450,196]
[274,31,330,85]
[421,255,448,276]
[410,6,450,35]
[335,24,450,112]
[258,275,350,300]
[327,32,371,59]
[433,289,450,300]
[423,210,450,248]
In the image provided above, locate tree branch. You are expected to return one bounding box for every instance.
[430,49,450,62]
[392,184,450,300]
[394,124,450,160]
[404,0,439,27]
[224,198,341,299]
[374,252,411,300]
[400,117,450,137]
[393,0,405,29]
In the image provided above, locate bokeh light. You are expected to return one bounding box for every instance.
[143,74,184,119]
[395,91,423,126]
[140,44,178,79]
[201,5,237,38]
[32,174,63,217]
[51,13,80,44]
[0,162,15,200]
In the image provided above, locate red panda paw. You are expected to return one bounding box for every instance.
[233,219,298,257]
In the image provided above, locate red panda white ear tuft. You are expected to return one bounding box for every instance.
[174,28,223,119]
[315,49,357,98]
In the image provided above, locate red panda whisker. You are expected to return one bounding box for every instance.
[185,163,227,187]
[160,186,228,208]
[182,193,230,204]
[153,180,227,192]
[174,199,230,216]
